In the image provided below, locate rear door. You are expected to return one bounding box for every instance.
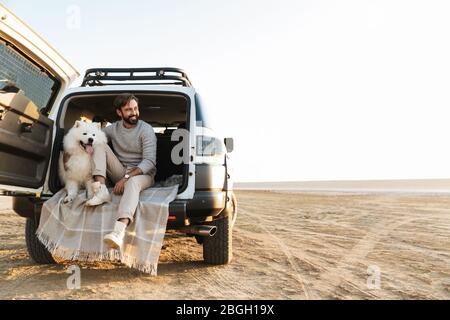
[0,4,79,194]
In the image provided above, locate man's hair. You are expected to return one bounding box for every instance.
[113,93,139,110]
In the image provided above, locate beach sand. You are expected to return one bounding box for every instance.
[1,190,449,299]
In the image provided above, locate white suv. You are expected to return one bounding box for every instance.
[0,4,237,265]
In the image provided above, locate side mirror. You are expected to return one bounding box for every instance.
[224,137,234,153]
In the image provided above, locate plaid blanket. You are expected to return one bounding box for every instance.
[36,185,178,275]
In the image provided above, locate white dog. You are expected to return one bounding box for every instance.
[59,120,107,203]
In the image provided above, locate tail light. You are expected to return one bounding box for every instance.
[196,135,224,157]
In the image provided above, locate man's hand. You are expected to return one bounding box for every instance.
[113,178,127,195]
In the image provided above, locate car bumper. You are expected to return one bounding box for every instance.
[167,190,228,228]
[12,190,230,227]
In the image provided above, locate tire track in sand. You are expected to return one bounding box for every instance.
[239,208,312,299]
[296,215,422,298]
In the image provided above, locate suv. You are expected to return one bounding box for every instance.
[0,4,237,265]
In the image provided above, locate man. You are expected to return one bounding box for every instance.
[86,93,157,250]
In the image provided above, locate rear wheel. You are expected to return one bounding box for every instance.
[25,215,57,264]
[203,193,237,265]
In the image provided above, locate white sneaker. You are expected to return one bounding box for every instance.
[104,221,127,250]
[86,182,111,206]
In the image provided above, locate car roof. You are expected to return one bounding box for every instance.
[64,84,196,96]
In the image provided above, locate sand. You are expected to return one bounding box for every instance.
[1,190,450,299]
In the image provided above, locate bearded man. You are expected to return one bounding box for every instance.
[86,93,157,250]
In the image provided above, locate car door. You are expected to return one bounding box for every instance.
[0,4,79,195]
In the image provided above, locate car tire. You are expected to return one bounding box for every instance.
[25,215,57,264]
[202,192,236,265]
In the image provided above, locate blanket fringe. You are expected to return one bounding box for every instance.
[36,231,158,275]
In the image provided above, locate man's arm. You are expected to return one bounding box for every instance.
[127,166,143,177]
[102,125,111,143]
[136,125,157,175]
[113,166,143,195]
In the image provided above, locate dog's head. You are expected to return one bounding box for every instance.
[64,120,107,154]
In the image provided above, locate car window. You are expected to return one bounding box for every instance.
[0,41,58,112]
[195,93,214,129]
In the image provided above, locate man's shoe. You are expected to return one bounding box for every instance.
[104,221,127,250]
[86,182,111,206]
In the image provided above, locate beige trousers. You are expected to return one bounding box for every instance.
[91,144,154,222]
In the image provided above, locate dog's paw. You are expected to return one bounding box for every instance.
[63,195,74,203]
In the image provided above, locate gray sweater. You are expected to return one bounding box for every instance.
[103,120,157,177]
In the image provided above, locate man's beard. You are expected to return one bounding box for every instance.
[123,115,138,125]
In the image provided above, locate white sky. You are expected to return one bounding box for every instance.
[4,0,450,182]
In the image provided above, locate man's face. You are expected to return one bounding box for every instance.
[117,99,139,125]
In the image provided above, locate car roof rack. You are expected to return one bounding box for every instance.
[80,67,193,87]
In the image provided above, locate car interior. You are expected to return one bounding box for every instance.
[50,93,189,191]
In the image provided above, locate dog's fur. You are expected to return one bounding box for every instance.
[59,120,107,203]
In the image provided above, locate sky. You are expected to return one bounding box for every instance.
[3,0,450,182]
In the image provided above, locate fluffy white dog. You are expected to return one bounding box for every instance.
[59,120,107,203]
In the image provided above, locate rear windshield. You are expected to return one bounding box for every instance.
[0,41,58,112]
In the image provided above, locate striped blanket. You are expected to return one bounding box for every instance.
[36,185,178,275]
